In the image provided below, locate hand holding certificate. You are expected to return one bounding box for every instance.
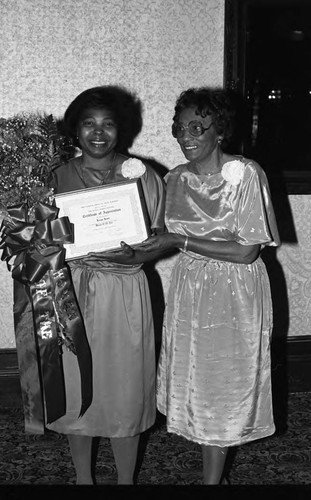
[54,179,150,261]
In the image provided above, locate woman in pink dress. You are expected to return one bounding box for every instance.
[139,87,280,484]
[48,86,165,484]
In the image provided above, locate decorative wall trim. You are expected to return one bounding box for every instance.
[0,348,22,407]
[271,335,311,395]
[285,336,311,392]
[0,338,310,407]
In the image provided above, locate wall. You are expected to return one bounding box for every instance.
[0,0,225,347]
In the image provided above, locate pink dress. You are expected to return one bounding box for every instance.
[156,159,280,447]
[47,158,165,437]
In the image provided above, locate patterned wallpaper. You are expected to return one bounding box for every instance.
[0,0,310,347]
[275,196,311,337]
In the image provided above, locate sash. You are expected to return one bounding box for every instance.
[0,202,92,431]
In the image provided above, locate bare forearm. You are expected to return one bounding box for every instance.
[178,235,260,264]
[175,235,260,264]
[136,232,260,265]
[154,233,260,264]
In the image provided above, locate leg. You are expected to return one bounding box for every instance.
[201,444,228,485]
[110,435,140,485]
[67,434,94,485]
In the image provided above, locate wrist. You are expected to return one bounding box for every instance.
[182,235,188,252]
[175,234,188,251]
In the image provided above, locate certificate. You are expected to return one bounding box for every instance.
[54,179,151,260]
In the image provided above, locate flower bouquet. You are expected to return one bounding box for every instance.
[0,114,92,433]
[0,113,72,217]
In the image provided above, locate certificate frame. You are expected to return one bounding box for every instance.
[54,179,151,260]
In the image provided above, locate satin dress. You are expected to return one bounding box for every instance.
[47,157,165,437]
[156,159,280,447]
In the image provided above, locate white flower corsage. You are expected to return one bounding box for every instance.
[121,158,146,179]
[221,160,245,186]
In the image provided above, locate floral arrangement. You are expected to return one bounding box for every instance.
[121,157,146,179]
[0,113,73,219]
[0,114,92,422]
[221,159,245,186]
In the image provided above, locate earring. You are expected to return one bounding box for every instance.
[218,137,223,144]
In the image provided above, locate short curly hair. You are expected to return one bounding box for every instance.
[63,85,142,152]
[172,87,236,148]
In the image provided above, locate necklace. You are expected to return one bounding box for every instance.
[205,169,221,176]
[76,152,117,188]
[190,161,221,176]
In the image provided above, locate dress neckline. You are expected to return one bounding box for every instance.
[73,156,118,188]
[186,155,245,177]
[186,163,221,177]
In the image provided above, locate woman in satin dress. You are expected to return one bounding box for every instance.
[48,86,165,484]
[138,87,280,484]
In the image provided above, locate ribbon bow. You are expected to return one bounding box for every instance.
[0,202,92,426]
[0,202,74,284]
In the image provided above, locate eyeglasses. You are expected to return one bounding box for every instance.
[172,120,213,139]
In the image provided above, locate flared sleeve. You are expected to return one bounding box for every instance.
[235,162,280,247]
[140,165,166,232]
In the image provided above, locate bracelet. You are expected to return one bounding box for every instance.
[183,236,188,252]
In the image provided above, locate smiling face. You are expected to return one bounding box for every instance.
[175,106,219,163]
[76,107,118,160]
